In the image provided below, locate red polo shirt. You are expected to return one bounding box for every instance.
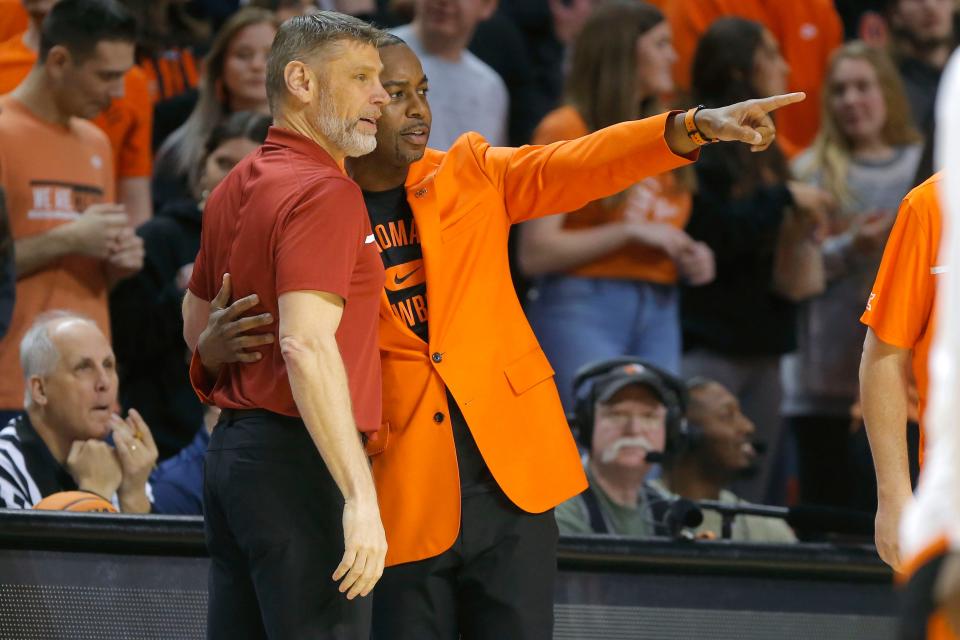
[188,126,384,432]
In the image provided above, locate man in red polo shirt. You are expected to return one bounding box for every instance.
[180,13,389,640]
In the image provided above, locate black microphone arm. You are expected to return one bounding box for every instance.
[695,500,874,539]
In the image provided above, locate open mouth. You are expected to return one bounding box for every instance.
[401,126,429,146]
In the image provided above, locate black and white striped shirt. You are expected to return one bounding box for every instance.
[0,416,45,509]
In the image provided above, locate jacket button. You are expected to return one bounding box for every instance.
[433,412,445,423]
[432,352,443,363]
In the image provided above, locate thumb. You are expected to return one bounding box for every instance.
[66,440,84,467]
[211,273,231,309]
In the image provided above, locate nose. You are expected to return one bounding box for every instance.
[739,413,756,437]
[371,80,389,106]
[251,52,267,71]
[93,367,110,392]
[408,94,426,119]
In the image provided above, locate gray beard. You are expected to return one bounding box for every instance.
[316,90,377,158]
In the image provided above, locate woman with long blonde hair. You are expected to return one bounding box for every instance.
[783,41,922,512]
[518,0,714,411]
[153,8,277,207]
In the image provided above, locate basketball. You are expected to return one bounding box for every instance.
[33,491,117,513]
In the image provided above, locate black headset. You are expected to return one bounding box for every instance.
[570,356,698,460]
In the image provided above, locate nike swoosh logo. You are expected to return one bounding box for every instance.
[394,266,422,285]
[365,234,376,244]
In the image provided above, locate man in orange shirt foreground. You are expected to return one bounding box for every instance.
[193,35,805,639]
[0,0,143,423]
[860,171,943,572]
[0,0,154,225]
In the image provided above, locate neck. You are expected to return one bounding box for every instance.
[851,137,894,161]
[588,460,646,508]
[660,459,725,501]
[25,407,72,465]
[12,69,71,127]
[904,40,952,69]
[274,111,347,170]
[23,19,41,52]
[414,20,467,62]
[348,155,409,192]
[228,95,270,116]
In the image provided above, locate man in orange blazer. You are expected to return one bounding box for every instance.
[190,36,804,639]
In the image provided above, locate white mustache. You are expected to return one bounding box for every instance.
[600,436,656,464]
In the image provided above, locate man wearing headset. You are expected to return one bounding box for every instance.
[650,377,796,542]
[555,357,686,536]
[557,358,795,542]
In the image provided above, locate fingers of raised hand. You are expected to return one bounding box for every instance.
[210,273,232,309]
[755,92,806,113]
[229,313,274,336]
[223,294,261,322]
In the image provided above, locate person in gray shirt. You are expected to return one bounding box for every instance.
[783,42,922,511]
[392,0,508,149]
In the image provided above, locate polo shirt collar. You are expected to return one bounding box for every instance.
[15,413,78,497]
[264,126,344,173]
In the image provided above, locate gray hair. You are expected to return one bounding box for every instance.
[20,310,96,406]
[266,11,384,112]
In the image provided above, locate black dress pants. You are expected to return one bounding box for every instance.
[203,410,371,640]
[370,487,558,640]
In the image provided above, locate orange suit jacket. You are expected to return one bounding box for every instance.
[369,112,695,566]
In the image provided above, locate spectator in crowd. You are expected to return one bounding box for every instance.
[783,42,922,511]
[556,358,796,542]
[0,0,155,226]
[0,190,12,339]
[0,0,28,42]
[0,311,157,511]
[122,0,207,107]
[860,171,944,571]
[149,405,219,515]
[519,1,714,410]
[0,0,144,425]
[555,358,680,537]
[651,377,797,543]
[391,0,508,149]
[110,111,270,459]
[153,7,275,207]
[666,0,843,157]
[888,0,957,140]
[681,17,832,504]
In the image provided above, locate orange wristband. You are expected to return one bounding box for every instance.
[684,105,717,146]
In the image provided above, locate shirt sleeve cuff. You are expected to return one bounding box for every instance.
[189,350,216,404]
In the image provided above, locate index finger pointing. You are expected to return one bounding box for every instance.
[756,92,806,113]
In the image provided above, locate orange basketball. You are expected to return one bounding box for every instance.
[33,491,117,513]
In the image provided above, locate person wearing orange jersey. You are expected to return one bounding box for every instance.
[665,0,843,156]
[860,171,943,572]
[0,0,154,226]
[519,2,714,410]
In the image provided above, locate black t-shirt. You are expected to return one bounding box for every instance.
[364,187,494,494]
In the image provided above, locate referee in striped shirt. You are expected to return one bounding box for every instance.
[0,311,156,511]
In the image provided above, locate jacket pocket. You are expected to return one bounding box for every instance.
[364,421,390,456]
[504,348,555,395]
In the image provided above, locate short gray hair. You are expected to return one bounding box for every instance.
[20,310,96,406]
[266,11,384,113]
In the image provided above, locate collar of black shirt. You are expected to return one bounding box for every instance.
[14,414,79,497]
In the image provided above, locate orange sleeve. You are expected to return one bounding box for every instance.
[477,111,697,224]
[860,195,936,350]
[530,106,588,145]
[115,67,153,178]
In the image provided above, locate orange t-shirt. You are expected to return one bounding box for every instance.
[0,97,115,409]
[665,0,842,155]
[0,34,153,179]
[0,1,27,43]
[860,172,943,439]
[530,105,691,284]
